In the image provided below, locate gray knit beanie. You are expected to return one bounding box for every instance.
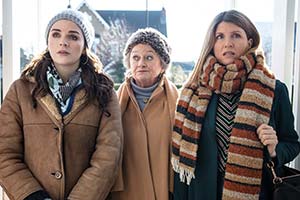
[123,27,171,69]
[45,9,95,48]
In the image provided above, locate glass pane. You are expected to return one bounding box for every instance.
[235,0,274,66]
[16,0,39,72]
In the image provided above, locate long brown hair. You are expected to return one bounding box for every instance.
[187,10,260,86]
[21,48,114,113]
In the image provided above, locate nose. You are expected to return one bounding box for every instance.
[224,39,233,48]
[60,39,69,47]
[137,58,146,67]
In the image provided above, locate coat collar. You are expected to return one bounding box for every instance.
[37,89,88,124]
[25,71,88,124]
[118,75,178,124]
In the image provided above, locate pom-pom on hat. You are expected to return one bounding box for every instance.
[45,9,95,48]
[123,27,171,69]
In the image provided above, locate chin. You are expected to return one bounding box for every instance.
[221,59,235,65]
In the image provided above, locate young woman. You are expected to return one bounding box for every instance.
[172,10,300,200]
[0,9,122,200]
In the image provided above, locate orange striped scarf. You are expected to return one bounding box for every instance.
[171,52,276,199]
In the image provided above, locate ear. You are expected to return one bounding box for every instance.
[248,38,253,48]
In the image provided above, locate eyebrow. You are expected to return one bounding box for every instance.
[131,50,155,54]
[216,30,242,33]
[51,29,81,35]
[216,30,242,34]
[231,30,242,34]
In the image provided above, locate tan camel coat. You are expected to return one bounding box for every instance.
[110,76,178,200]
[0,78,123,200]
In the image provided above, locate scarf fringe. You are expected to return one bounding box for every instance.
[171,157,180,173]
[171,157,195,185]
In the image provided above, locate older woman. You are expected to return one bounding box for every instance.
[110,28,178,200]
[172,10,300,200]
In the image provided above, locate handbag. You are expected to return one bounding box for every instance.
[267,160,300,200]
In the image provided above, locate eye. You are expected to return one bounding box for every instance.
[132,55,140,61]
[215,34,223,40]
[232,33,241,39]
[69,35,78,41]
[146,55,153,61]
[52,32,60,38]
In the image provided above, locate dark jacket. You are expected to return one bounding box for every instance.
[173,80,300,200]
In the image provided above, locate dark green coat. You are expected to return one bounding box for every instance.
[173,80,300,200]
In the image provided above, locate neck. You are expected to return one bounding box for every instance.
[56,66,79,83]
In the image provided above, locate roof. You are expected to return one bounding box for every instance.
[77,0,167,36]
[96,9,167,36]
[77,1,110,29]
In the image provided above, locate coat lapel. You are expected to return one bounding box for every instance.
[38,94,61,122]
[38,89,88,124]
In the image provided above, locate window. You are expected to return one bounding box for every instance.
[235,0,274,66]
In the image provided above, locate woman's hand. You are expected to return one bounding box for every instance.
[256,124,278,157]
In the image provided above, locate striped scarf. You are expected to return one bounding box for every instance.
[171,52,276,199]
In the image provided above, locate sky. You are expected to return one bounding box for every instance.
[1,0,274,62]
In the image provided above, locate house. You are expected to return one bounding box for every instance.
[97,9,167,36]
[77,0,167,38]
[77,1,110,39]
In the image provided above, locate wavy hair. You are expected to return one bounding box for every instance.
[21,48,114,114]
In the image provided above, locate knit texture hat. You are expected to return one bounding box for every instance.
[45,9,95,48]
[124,27,171,68]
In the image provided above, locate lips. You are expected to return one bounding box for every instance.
[137,70,148,73]
[57,50,70,55]
[223,51,235,56]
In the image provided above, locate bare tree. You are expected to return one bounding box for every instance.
[94,18,131,83]
[167,64,188,85]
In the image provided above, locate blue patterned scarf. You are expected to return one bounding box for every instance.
[47,64,82,115]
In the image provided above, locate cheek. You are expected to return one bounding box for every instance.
[152,64,163,75]
[129,58,138,69]
[129,60,135,69]
[130,63,137,72]
[74,47,84,59]
[76,43,85,52]
[236,44,249,56]
[213,43,221,55]
[47,36,58,46]
[48,44,56,57]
